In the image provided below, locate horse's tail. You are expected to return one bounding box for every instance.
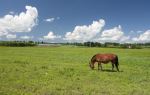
[116,55,119,66]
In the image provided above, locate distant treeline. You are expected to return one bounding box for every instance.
[64,42,150,49]
[0,41,150,48]
[0,41,37,47]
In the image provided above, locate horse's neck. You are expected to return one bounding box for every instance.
[90,55,97,65]
[91,58,96,64]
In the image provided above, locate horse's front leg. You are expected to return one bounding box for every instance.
[98,62,102,71]
[112,63,114,71]
[98,62,100,70]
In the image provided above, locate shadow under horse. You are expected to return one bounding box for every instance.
[89,53,119,72]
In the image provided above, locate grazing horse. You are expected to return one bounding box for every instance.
[89,53,119,71]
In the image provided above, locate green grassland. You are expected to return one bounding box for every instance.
[0,46,150,95]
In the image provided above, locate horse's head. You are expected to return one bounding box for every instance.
[89,61,94,70]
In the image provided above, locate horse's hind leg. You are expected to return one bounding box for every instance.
[115,63,119,72]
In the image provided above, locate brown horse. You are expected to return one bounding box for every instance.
[89,53,119,71]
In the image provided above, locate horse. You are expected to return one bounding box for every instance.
[89,53,119,71]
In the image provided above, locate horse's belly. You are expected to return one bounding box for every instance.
[101,60,110,64]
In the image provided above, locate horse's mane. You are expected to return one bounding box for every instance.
[91,54,97,62]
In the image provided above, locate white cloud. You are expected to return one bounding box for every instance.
[20,36,33,40]
[132,30,150,42]
[43,31,61,40]
[137,31,143,33]
[0,5,38,37]
[120,36,130,42]
[9,11,15,15]
[6,34,16,39]
[98,25,124,42]
[38,37,44,41]
[64,19,105,42]
[44,17,60,23]
[44,18,55,22]
[0,30,8,37]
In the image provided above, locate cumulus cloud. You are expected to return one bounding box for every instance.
[64,19,105,42]
[63,18,150,43]
[120,36,130,42]
[0,30,8,37]
[20,36,33,40]
[43,31,61,40]
[132,30,150,42]
[6,34,16,39]
[98,25,124,42]
[0,5,38,37]
[63,19,132,43]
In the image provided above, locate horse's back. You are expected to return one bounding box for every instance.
[95,53,117,62]
[96,53,117,58]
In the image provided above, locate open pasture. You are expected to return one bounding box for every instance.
[0,46,150,95]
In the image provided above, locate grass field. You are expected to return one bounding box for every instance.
[0,46,150,95]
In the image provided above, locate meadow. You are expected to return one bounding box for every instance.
[0,46,150,95]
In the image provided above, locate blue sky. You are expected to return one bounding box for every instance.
[0,0,150,43]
